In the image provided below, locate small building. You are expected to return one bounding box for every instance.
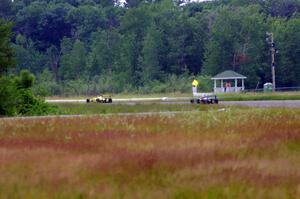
[211,70,246,93]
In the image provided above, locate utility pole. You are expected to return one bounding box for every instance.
[266,32,276,92]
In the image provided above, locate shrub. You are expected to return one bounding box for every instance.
[0,77,17,116]
[15,89,60,116]
[0,70,60,116]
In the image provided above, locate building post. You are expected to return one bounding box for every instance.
[214,79,216,93]
[235,79,237,92]
[221,79,224,92]
[242,79,244,91]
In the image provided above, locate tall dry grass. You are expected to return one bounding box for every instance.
[0,108,300,198]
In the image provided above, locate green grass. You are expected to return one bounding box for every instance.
[215,92,300,101]
[1,107,300,198]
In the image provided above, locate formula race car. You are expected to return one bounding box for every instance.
[86,95,112,103]
[190,93,218,104]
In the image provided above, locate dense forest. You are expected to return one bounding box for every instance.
[1,0,300,96]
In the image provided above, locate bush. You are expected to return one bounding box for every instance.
[15,70,35,89]
[0,77,17,116]
[0,70,60,117]
[33,69,61,96]
[137,74,213,94]
[16,89,60,116]
[33,73,214,96]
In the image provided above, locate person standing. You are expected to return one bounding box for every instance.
[192,78,199,96]
[225,81,231,93]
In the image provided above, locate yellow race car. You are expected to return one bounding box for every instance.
[86,95,112,103]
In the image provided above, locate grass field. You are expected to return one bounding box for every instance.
[218,92,300,101]
[1,107,300,198]
[56,103,223,115]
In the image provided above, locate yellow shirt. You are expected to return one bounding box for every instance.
[192,79,199,87]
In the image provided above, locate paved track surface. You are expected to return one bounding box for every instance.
[2,99,299,120]
[46,98,300,108]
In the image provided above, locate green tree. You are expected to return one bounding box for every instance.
[13,70,59,116]
[261,0,300,18]
[140,24,162,83]
[67,5,106,41]
[203,5,267,88]
[152,1,186,75]
[125,0,144,8]
[46,45,61,81]
[181,7,209,74]
[273,17,300,87]
[59,39,86,80]
[0,0,14,20]
[0,19,15,75]
[120,5,152,87]
[0,77,17,116]
[88,29,121,77]
[13,34,47,74]
[15,1,73,50]
[119,33,140,87]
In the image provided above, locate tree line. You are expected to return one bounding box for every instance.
[1,0,300,96]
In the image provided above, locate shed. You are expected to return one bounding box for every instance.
[211,70,247,93]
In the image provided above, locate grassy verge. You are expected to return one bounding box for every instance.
[218,92,300,101]
[56,103,222,115]
[1,107,300,198]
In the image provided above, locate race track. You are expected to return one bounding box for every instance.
[46,98,300,108]
[1,99,299,120]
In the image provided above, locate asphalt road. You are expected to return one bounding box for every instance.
[2,99,299,120]
[45,98,300,108]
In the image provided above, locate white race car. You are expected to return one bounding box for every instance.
[190,93,218,104]
[86,95,112,103]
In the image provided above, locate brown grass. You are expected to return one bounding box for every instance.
[0,108,300,198]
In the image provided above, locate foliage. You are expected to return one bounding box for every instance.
[12,35,48,74]
[0,19,15,75]
[15,88,59,116]
[0,0,14,20]
[59,39,86,80]
[4,0,300,95]
[0,76,17,116]
[32,74,213,96]
[203,5,267,88]
[272,17,300,87]
[0,71,60,116]
[12,70,61,116]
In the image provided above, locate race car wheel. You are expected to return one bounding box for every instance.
[86,99,90,103]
